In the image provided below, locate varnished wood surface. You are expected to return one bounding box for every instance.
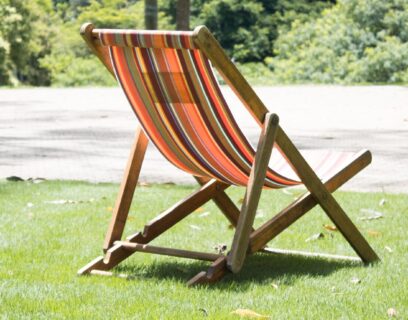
[103,127,148,251]
[80,23,115,76]
[227,113,279,273]
[117,241,222,261]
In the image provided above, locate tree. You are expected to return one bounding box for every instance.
[176,0,190,30]
[145,0,158,29]
[194,0,333,63]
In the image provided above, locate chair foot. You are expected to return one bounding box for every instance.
[77,256,107,275]
[187,257,228,286]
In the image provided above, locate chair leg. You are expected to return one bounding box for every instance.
[227,113,280,273]
[249,149,372,253]
[276,128,379,263]
[187,150,373,286]
[103,127,149,251]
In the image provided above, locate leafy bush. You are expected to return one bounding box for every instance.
[0,0,55,86]
[40,54,115,87]
[269,0,408,84]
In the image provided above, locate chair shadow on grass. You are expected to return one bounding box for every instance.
[114,252,362,291]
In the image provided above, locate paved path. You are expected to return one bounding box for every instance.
[1,86,407,193]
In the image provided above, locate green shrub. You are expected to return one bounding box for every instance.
[270,0,408,84]
[40,54,115,87]
[0,0,55,86]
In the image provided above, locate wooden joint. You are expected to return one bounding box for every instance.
[79,22,94,36]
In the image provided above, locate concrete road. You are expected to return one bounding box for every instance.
[1,86,407,193]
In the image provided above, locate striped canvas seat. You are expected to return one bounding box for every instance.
[99,29,355,188]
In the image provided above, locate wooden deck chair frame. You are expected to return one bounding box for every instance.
[78,23,379,286]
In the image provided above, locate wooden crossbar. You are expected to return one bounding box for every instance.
[261,248,361,262]
[116,241,222,261]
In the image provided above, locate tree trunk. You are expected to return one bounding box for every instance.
[145,0,157,30]
[176,0,190,31]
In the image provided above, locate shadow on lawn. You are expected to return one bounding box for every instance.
[115,253,361,290]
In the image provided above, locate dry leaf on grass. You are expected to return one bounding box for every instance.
[45,198,95,205]
[385,246,393,253]
[190,224,201,230]
[138,182,150,187]
[27,177,46,184]
[379,198,387,206]
[44,200,71,204]
[194,207,205,213]
[199,308,208,317]
[271,283,279,289]
[359,209,384,220]
[323,224,337,232]
[255,210,265,219]
[231,309,269,319]
[367,230,381,237]
[199,211,210,217]
[6,176,24,182]
[305,232,324,242]
[387,308,397,317]
[350,277,361,284]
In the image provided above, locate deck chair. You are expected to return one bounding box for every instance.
[78,23,379,285]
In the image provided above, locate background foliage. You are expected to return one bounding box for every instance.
[0,0,407,86]
[269,0,408,84]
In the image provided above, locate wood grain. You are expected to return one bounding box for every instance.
[103,127,148,251]
[80,23,115,76]
[117,241,222,261]
[227,113,279,273]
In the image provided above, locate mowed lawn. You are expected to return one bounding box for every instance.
[0,180,407,319]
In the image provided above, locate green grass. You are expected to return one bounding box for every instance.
[0,180,407,319]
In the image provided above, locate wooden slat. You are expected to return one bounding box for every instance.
[116,241,222,261]
[250,150,372,253]
[103,127,148,251]
[227,113,279,273]
[276,128,379,263]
